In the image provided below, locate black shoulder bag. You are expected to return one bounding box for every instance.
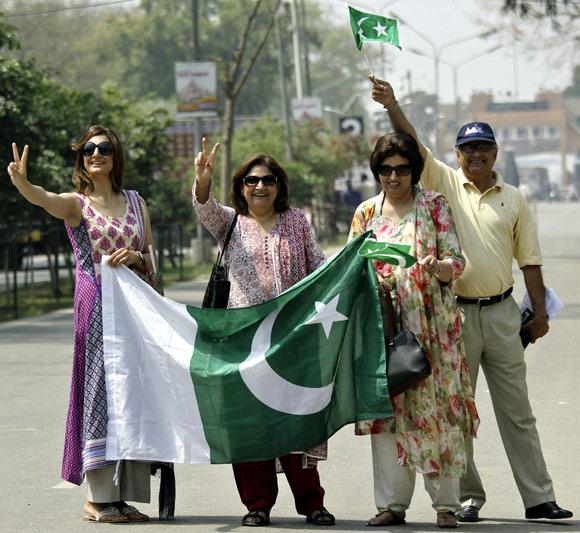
[379,284,431,398]
[202,214,238,309]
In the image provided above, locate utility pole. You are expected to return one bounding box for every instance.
[275,12,294,160]
[290,0,303,99]
[191,0,207,262]
[299,0,311,96]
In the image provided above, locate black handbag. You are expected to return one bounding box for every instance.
[202,214,238,309]
[379,284,431,398]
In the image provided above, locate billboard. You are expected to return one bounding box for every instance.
[291,97,322,122]
[175,62,218,118]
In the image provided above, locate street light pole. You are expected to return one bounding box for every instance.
[391,10,497,156]
[408,44,502,135]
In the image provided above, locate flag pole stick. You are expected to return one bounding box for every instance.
[362,46,374,76]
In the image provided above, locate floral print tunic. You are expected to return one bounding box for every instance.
[349,188,479,478]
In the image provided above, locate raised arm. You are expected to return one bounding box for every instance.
[369,75,428,159]
[7,143,80,226]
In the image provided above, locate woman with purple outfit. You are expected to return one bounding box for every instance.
[7,125,154,523]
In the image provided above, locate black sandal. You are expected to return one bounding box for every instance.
[307,507,336,526]
[242,509,270,527]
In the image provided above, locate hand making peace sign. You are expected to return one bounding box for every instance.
[195,137,220,183]
[7,143,29,188]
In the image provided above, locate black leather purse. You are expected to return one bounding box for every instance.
[202,214,238,309]
[379,284,431,398]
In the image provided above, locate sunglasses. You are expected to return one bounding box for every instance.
[243,175,278,187]
[457,143,496,154]
[81,141,114,157]
[377,164,412,177]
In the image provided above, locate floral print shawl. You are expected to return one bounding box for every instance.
[349,187,479,478]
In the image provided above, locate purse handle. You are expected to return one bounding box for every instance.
[378,284,402,342]
[216,213,238,267]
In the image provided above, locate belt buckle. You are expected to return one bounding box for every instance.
[478,296,492,305]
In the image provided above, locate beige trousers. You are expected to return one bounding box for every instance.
[86,460,151,504]
[371,431,460,514]
[458,296,554,509]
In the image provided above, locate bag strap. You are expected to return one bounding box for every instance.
[378,284,403,341]
[216,213,238,267]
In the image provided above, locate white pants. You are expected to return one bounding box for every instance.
[86,460,150,504]
[371,432,460,514]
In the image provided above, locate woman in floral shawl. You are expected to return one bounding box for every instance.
[348,132,479,529]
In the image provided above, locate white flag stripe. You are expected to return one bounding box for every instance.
[102,260,211,463]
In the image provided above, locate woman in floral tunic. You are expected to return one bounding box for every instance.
[348,133,479,529]
[7,125,154,523]
[192,138,335,527]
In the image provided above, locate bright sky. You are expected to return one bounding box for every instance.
[317,0,576,104]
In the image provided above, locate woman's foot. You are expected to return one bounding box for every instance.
[242,508,270,527]
[307,506,336,526]
[437,511,458,529]
[367,509,406,526]
[114,501,149,522]
[83,501,128,523]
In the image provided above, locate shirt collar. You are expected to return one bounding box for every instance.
[458,167,504,192]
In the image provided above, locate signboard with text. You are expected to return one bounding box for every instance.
[175,62,218,118]
[291,97,322,122]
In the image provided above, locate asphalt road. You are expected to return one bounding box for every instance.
[1,202,579,532]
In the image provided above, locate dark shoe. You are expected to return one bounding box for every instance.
[525,501,573,520]
[307,506,335,526]
[437,511,458,529]
[456,505,480,523]
[242,509,271,527]
[366,509,406,526]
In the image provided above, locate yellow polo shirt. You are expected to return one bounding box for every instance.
[421,150,542,298]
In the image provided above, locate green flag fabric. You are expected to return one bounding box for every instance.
[357,238,417,267]
[348,5,401,51]
[102,232,392,465]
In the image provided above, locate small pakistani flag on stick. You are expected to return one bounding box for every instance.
[357,238,417,267]
[348,5,401,51]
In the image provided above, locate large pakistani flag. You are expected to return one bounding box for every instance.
[101,233,398,465]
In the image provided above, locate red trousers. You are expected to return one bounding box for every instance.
[232,454,325,516]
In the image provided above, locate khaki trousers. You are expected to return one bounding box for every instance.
[371,431,460,514]
[86,460,151,504]
[458,296,554,509]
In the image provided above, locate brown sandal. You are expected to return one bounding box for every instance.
[367,509,406,526]
[437,511,458,529]
[242,509,270,527]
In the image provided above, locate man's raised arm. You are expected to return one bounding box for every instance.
[369,75,428,159]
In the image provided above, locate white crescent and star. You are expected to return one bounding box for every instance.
[238,295,349,415]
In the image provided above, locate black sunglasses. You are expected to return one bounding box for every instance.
[243,175,278,187]
[377,164,412,177]
[81,141,114,157]
[457,142,496,154]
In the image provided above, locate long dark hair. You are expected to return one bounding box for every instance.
[230,154,290,214]
[71,125,124,194]
[369,132,424,186]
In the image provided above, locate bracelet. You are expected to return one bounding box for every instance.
[385,100,399,112]
[136,251,145,265]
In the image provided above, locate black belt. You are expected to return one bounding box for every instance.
[456,287,513,306]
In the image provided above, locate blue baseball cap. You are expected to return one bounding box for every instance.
[455,122,496,146]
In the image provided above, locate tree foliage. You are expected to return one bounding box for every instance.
[503,0,579,18]
[0,22,185,229]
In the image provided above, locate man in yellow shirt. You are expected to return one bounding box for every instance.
[368,76,572,523]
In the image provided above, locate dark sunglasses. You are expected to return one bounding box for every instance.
[377,164,412,177]
[243,175,278,187]
[81,141,113,157]
[457,142,496,154]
